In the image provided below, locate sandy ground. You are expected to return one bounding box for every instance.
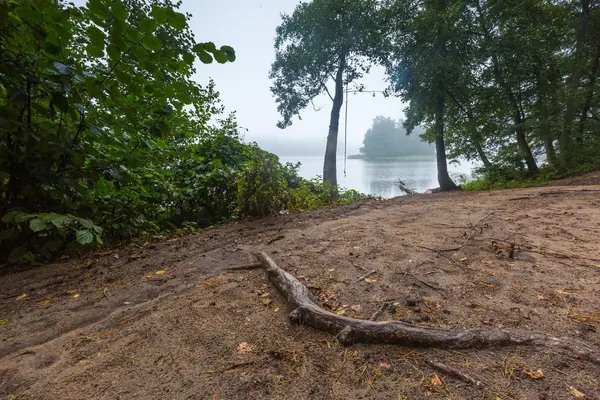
[1,180,600,400]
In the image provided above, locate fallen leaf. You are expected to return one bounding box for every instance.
[155,270,167,275]
[569,386,585,398]
[39,299,51,306]
[378,361,390,369]
[288,350,299,362]
[261,298,273,306]
[237,342,253,354]
[431,375,443,386]
[523,367,544,379]
[273,306,279,312]
[327,268,335,272]
[146,273,153,279]
[364,278,377,283]
[167,237,180,242]
[334,308,347,315]
[15,293,28,301]
[460,257,467,261]
[73,294,80,298]
[0,319,8,325]
[79,359,90,364]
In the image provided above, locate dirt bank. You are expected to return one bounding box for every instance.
[1,183,600,399]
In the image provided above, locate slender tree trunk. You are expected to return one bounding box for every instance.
[504,79,538,175]
[562,0,590,168]
[579,39,600,136]
[434,0,457,191]
[473,138,492,169]
[434,92,458,191]
[323,54,346,187]
[535,72,558,168]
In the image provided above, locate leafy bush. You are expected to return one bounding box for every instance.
[0,0,368,265]
[1,211,102,263]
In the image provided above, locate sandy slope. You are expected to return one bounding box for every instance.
[1,184,600,399]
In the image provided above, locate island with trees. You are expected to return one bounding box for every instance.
[348,116,435,159]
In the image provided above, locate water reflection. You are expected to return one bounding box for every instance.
[280,156,475,198]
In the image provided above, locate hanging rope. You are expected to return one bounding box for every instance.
[344,81,349,178]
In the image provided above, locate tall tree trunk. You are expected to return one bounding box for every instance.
[434,0,457,191]
[535,72,558,168]
[504,77,538,175]
[579,39,600,136]
[323,54,346,187]
[434,92,457,191]
[561,0,590,168]
[473,137,492,169]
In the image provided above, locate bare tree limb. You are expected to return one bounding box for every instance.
[247,252,600,364]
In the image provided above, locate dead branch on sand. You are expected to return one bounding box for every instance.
[395,179,418,195]
[508,189,600,201]
[352,270,376,284]
[424,359,489,388]
[244,251,600,364]
[369,302,392,321]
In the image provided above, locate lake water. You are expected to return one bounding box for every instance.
[280,156,477,198]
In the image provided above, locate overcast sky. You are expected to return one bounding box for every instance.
[180,0,407,156]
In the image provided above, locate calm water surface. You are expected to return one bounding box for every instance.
[280,156,476,198]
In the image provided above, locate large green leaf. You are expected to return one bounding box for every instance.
[86,25,105,46]
[197,51,213,64]
[76,230,94,245]
[213,50,228,64]
[29,218,48,232]
[168,12,186,30]
[151,6,168,24]
[143,35,163,51]
[48,215,71,228]
[86,44,104,58]
[139,17,156,33]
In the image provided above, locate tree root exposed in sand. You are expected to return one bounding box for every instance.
[249,251,600,364]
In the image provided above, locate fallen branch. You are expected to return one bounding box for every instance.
[369,302,391,321]
[508,189,600,201]
[352,270,376,285]
[424,359,488,388]
[395,179,418,195]
[250,252,600,363]
[266,235,285,245]
[417,243,469,253]
[225,262,263,271]
[400,272,443,291]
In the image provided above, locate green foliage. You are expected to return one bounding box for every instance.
[383,0,600,185]
[1,211,102,263]
[0,0,245,264]
[270,0,385,129]
[359,116,434,158]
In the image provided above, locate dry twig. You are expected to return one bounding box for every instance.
[425,359,489,388]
